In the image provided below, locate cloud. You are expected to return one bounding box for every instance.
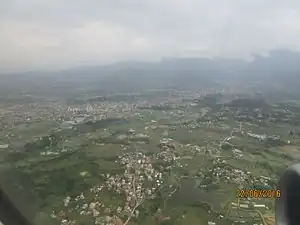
[1,0,300,72]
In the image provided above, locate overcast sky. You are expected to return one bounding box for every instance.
[1,0,300,72]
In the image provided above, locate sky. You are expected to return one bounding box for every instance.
[1,0,300,72]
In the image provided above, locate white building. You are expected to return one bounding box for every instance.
[0,144,8,149]
[239,204,249,209]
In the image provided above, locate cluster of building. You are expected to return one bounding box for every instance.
[51,147,180,225]
[40,148,71,156]
[231,201,269,210]
[210,165,249,184]
[108,152,163,205]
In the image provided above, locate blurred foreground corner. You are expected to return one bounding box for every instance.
[0,179,38,225]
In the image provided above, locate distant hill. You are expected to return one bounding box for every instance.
[1,49,300,99]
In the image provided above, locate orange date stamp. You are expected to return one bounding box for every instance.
[236,189,281,199]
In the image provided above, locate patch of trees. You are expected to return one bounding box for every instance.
[263,137,285,147]
[267,150,294,161]
[77,118,128,133]
[190,201,211,211]
[100,155,119,161]
[138,104,174,111]
[255,160,282,175]
[159,220,174,225]
[98,136,130,145]
[221,142,234,150]
[206,183,220,190]
[153,160,170,171]
[252,184,272,190]
[87,94,139,103]
[226,98,271,110]
[32,163,100,207]
[202,176,213,185]
[194,94,221,106]
[5,151,28,161]
[2,151,105,211]
[158,143,175,149]
[129,136,150,143]
[141,199,162,216]
[23,133,61,153]
[235,115,255,123]
[34,212,60,225]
